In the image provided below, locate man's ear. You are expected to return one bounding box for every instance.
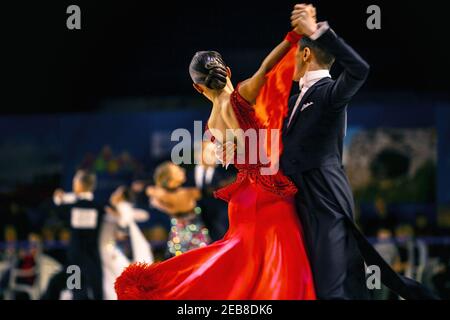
[303,47,311,62]
[193,83,203,94]
[226,66,232,79]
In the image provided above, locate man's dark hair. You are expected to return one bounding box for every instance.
[300,37,335,69]
[75,169,97,191]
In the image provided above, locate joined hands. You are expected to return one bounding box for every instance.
[291,4,318,37]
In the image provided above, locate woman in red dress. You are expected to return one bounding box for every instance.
[115,6,317,300]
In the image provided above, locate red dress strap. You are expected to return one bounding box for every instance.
[229,83,263,131]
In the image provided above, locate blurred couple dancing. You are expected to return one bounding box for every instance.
[115,4,437,300]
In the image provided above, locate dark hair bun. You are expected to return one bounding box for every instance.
[189,51,228,90]
[204,60,227,90]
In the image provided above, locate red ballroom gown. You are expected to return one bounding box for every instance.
[114,87,316,300]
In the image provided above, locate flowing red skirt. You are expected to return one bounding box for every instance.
[115,179,316,299]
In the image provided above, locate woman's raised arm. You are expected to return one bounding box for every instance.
[238,4,316,104]
[238,35,298,105]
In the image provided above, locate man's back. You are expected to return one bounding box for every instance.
[57,198,104,262]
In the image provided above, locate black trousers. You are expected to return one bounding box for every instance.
[290,165,438,300]
[199,197,229,241]
[72,256,103,300]
[290,165,369,299]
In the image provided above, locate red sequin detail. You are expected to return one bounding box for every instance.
[208,86,298,202]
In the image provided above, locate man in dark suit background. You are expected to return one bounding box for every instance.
[280,4,436,300]
[42,170,104,300]
[185,141,235,241]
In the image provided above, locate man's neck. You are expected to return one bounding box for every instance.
[307,66,321,72]
[307,60,327,72]
[301,69,331,87]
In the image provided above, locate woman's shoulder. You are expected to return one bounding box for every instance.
[229,83,263,130]
[232,83,254,111]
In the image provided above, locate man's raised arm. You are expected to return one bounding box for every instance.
[312,22,370,109]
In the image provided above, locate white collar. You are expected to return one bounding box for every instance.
[300,69,331,90]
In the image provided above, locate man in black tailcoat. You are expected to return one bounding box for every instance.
[281,4,437,300]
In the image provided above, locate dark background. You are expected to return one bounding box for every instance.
[3,0,449,114]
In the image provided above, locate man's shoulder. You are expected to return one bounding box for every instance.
[315,78,335,96]
[306,78,335,99]
[289,79,335,103]
[315,77,335,89]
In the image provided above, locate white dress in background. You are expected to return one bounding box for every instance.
[99,202,154,300]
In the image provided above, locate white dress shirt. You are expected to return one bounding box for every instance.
[287,69,331,127]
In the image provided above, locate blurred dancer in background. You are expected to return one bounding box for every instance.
[101,186,153,299]
[43,170,104,300]
[147,161,210,257]
[185,141,234,241]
